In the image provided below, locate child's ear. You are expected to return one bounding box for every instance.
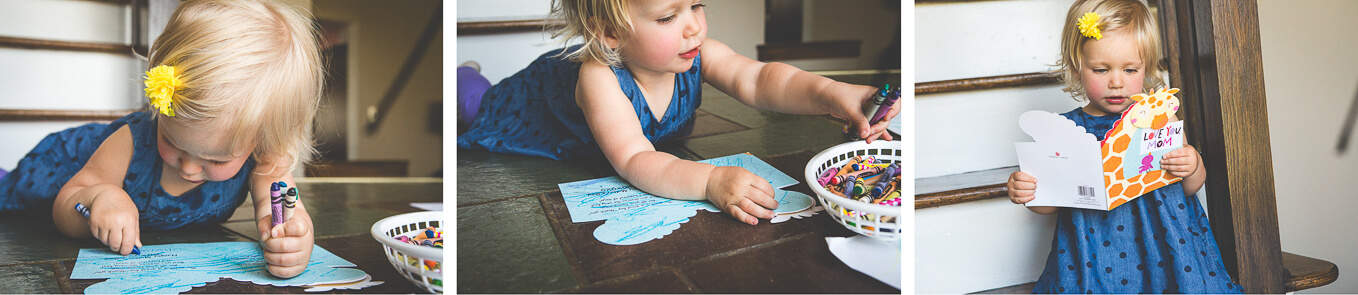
[602,33,620,49]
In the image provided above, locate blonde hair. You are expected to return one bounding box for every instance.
[549,0,633,67]
[1057,0,1165,100]
[147,0,324,174]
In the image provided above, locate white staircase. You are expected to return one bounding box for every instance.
[0,0,149,170]
[914,0,1079,293]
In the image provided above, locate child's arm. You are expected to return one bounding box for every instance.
[576,61,779,225]
[1006,171,1059,215]
[1162,144,1206,196]
[699,38,898,141]
[248,161,313,278]
[53,125,142,255]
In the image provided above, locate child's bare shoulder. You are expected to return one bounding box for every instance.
[574,60,624,104]
[74,124,134,185]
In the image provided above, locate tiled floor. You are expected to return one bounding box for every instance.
[457,78,902,293]
[0,181,441,293]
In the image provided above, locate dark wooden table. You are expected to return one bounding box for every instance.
[0,180,442,294]
[457,149,901,293]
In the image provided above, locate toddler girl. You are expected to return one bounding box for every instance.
[0,0,322,278]
[458,0,899,225]
[1006,0,1241,292]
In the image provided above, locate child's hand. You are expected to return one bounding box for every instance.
[255,204,314,278]
[88,190,142,255]
[1007,171,1038,204]
[826,85,900,143]
[705,166,779,225]
[1161,144,1201,178]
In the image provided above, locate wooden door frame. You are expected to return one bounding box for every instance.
[1156,0,1286,292]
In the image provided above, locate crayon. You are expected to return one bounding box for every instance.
[840,175,858,196]
[74,203,140,255]
[869,163,901,198]
[283,187,298,220]
[270,182,284,227]
[817,167,839,186]
[869,88,900,125]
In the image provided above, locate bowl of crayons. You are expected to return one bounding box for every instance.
[371,211,443,293]
[804,140,902,241]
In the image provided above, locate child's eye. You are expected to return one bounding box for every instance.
[1092,68,1108,73]
[691,3,706,10]
[657,15,675,24]
[1124,68,1139,74]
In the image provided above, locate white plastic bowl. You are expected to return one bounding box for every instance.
[371,211,444,293]
[803,140,903,241]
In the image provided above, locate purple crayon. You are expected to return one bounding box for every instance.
[869,88,900,125]
[270,182,284,227]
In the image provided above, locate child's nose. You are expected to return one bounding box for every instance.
[683,14,702,37]
[180,158,202,175]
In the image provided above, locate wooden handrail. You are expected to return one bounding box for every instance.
[365,2,441,134]
[457,19,561,36]
[0,36,139,55]
[915,72,1061,96]
[0,109,137,122]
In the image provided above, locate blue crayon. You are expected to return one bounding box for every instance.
[869,163,900,198]
[74,203,140,255]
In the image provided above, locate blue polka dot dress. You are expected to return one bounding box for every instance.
[457,45,702,160]
[0,111,255,230]
[1031,108,1243,294]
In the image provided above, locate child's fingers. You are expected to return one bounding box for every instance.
[119,227,137,256]
[283,218,311,237]
[747,179,778,208]
[726,204,758,225]
[108,229,124,254]
[1012,171,1037,183]
[264,251,308,267]
[1012,194,1035,204]
[93,227,106,244]
[738,197,775,220]
[1012,180,1037,191]
[267,263,306,279]
[264,235,306,253]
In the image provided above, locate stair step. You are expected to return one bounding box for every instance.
[915,166,1014,209]
[970,252,1339,293]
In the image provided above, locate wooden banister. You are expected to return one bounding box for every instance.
[0,109,136,122]
[456,19,562,36]
[0,36,139,55]
[915,72,1061,96]
[365,2,441,134]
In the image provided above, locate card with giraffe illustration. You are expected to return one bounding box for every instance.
[1015,88,1186,211]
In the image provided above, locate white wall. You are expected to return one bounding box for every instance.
[915,0,1078,179]
[1258,0,1358,293]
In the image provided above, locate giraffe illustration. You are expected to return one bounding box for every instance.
[1101,88,1184,210]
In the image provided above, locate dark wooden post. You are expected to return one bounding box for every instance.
[1158,0,1286,292]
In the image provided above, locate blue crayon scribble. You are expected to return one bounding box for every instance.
[72,242,368,294]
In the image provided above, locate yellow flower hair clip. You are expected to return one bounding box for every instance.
[1077,12,1102,40]
[144,65,182,117]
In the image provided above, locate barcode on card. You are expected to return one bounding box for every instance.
[1077,186,1096,197]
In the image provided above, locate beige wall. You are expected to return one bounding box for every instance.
[313,0,443,177]
[1258,0,1358,293]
